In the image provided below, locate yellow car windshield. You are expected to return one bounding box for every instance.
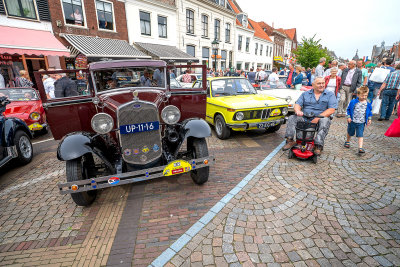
[211,78,256,97]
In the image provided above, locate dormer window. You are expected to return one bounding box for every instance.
[237,13,248,28]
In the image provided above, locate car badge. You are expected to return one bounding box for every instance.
[153,144,160,152]
[133,148,140,155]
[265,102,269,107]
[142,146,149,153]
[133,103,141,109]
[140,155,147,162]
[108,177,120,185]
[124,149,132,156]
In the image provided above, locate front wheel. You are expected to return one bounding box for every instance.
[66,154,97,206]
[189,138,209,185]
[265,123,281,133]
[14,130,33,165]
[312,155,318,164]
[215,115,230,140]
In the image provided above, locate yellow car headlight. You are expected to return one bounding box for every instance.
[29,112,41,121]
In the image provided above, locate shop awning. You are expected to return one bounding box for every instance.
[0,26,70,57]
[135,42,199,62]
[62,34,150,59]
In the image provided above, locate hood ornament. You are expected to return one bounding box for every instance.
[133,90,139,100]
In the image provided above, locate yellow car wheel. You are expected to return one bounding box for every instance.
[215,115,230,140]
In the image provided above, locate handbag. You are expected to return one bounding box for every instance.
[371,97,382,114]
[385,118,400,137]
[369,68,390,83]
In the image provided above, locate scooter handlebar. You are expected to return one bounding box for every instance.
[302,113,325,119]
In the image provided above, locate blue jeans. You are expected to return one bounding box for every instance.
[380,89,398,119]
[347,122,365,137]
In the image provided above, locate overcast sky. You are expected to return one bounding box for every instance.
[235,0,400,60]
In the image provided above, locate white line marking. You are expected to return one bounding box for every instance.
[0,170,61,197]
[32,138,55,145]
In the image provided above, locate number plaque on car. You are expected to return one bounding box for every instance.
[120,121,160,134]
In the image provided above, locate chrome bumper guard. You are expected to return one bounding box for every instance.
[227,118,285,129]
[58,156,215,195]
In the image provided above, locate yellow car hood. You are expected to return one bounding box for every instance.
[211,94,287,110]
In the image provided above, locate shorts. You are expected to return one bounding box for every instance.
[347,122,365,137]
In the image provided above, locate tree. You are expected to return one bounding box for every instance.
[293,35,332,69]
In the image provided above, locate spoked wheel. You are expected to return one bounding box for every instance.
[188,138,209,185]
[66,154,97,206]
[14,131,33,165]
[215,115,230,140]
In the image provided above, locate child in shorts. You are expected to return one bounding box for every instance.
[344,86,373,153]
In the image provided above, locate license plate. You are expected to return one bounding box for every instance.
[163,160,192,176]
[120,121,159,134]
[257,121,279,129]
[28,123,43,131]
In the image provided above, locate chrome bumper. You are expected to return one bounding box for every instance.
[227,118,285,129]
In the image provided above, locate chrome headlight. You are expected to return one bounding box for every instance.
[29,112,40,121]
[91,113,114,134]
[161,105,181,124]
[282,107,288,115]
[285,96,292,103]
[235,112,244,121]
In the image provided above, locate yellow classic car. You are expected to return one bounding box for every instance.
[192,77,289,139]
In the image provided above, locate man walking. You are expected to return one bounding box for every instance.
[371,58,395,99]
[286,64,295,88]
[377,63,400,121]
[337,60,362,117]
[54,73,78,98]
[357,60,368,86]
[338,63,346,77]
[315,57,326,77]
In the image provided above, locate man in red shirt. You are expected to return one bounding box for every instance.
[182,69,192,83]
[286,64,295,88]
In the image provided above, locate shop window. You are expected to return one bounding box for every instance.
[186,9,194,34]
[158,16,167,38]
[62,0,85,26]
[96,0,114,30]
[140,11,151,36]
[4,0,37,20]
[201,14,208,37]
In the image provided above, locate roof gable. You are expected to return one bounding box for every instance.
[248,19,272,42]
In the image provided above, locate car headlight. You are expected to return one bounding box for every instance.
[285,96,292,103]
[282,107,288,115]
[29,112,40,121]
[235,112,244,121]
[161,105,181,124]
[91,113,114,134]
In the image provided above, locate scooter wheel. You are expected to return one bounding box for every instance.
[288,149,294,159]
[312,155,318,164]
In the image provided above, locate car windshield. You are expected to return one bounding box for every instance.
[211,78,256,97]
[170,78,182,89]
[0,88,39,101]
[93,67,166,92]
[259,81,288,90]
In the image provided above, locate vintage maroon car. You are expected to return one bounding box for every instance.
[0,88,47,134]
[35,60,214,206]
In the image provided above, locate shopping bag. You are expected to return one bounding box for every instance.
[385,118,400,137]
[371,98,382,114]
[369,68,390,83]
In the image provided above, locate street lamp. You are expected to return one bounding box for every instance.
[212,39,219,71]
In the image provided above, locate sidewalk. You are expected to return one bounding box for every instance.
[155,118,400,267]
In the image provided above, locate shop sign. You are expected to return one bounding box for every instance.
[0,54,13,66]
[75,54,88,69]
[274,56,283,62]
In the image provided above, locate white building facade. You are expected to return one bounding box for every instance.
[176,0,236,70]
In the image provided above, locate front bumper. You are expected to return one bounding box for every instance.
[227,118,285,130]
[58,156,215,194]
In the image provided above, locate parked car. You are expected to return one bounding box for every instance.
[176,73,210,88]
[192,77,289,139]
[0,96,33,168]
[0,88,47,134]
[35,61,214,206]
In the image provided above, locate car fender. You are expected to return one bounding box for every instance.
[182,118,211,139]
[3,118,32,146]
[57,132,94,161]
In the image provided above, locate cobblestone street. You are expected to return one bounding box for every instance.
[1,117,400,267]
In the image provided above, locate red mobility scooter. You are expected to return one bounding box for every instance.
[288,113,324,164]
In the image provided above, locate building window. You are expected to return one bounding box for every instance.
[238,35,242,51]
[255,43,258,55]
[270,46,272,57]
[202,47,210,58]
[266,46,268,56]
[201,15,208,37]
[158,15,167,38]
[96,1,113,30]
[140,11,151,35]
[214,19,220,41]
[62,0,85,26]
[187,45,195,57]
[260,44,263,56]
[4,0,37,20]
[225,23,231,43]
[245,37,250,52]
[186,9,194,34]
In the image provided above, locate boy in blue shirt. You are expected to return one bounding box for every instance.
[344,86,373,153]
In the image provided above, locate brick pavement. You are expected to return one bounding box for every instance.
[163,118,400,267]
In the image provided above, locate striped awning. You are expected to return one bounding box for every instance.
[62,34,150,59]
[135,42,199,62]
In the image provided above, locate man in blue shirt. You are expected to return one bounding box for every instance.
[282,77,337,155]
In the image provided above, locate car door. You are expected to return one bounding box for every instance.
[34,69,97,140]
[167,65,207,121]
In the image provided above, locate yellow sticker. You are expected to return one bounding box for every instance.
[271,108,281,116]
[28,123,43,131]
[142,146,149,153]
[163,160,192,176]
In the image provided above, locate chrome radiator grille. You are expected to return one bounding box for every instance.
[118,100,162,165]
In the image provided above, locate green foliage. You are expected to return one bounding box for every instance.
[293,35,333,69]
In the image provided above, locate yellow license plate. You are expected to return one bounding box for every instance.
[29,123,43,131]
[163,160,192,176]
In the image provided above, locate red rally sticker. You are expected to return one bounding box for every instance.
[172,168,184,174]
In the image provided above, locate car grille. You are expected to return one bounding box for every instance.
[234,109,270,120]
[118,100,162,165]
